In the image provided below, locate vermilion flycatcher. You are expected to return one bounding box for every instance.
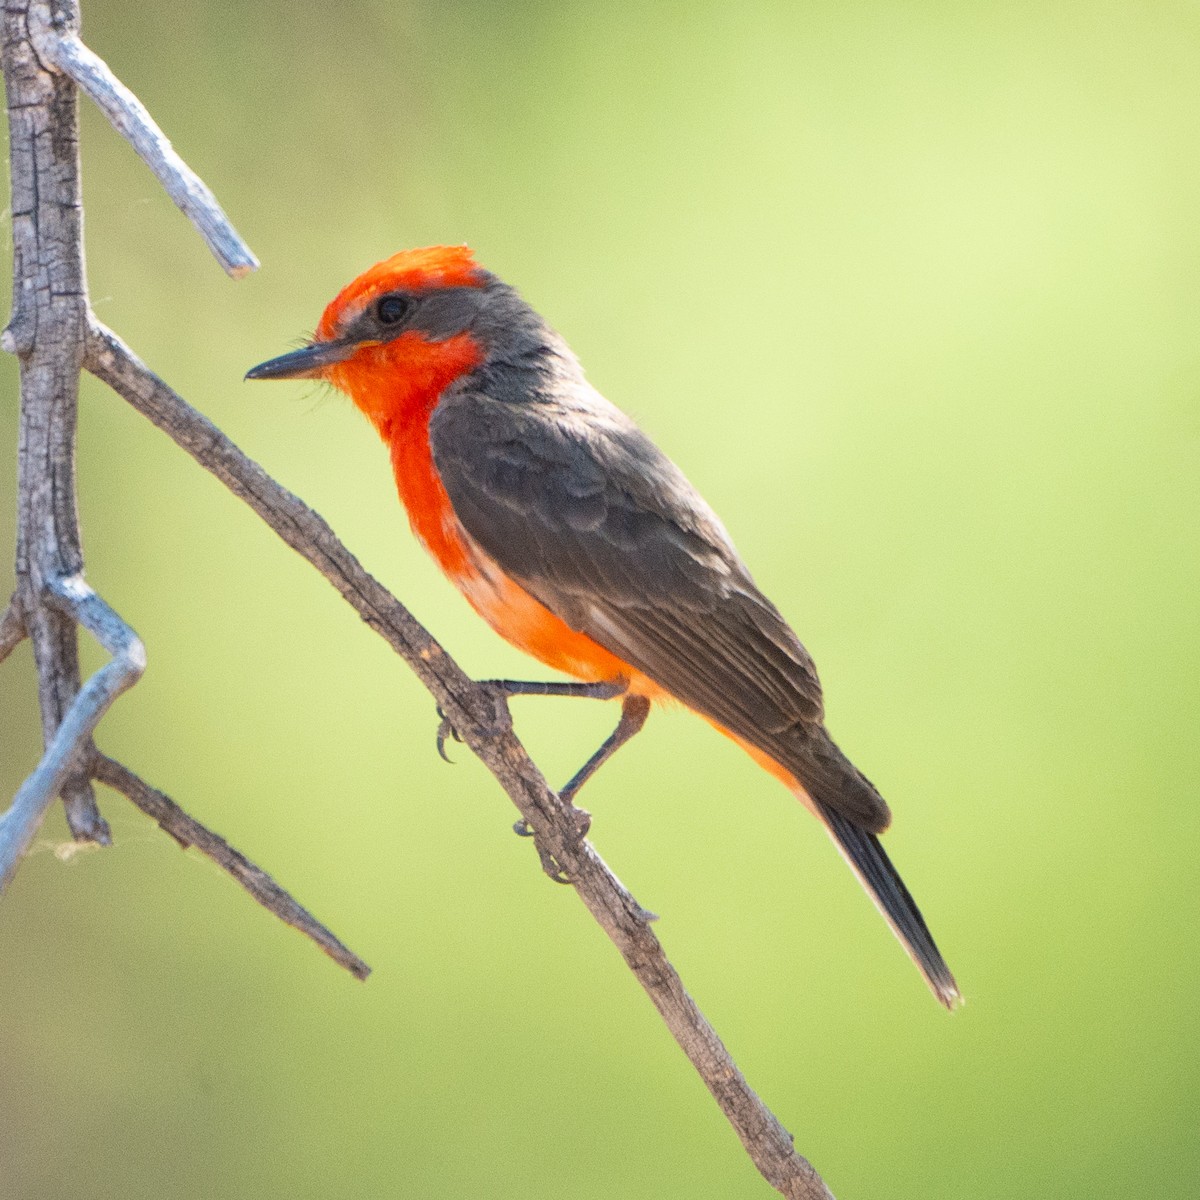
[247,245,960,1009]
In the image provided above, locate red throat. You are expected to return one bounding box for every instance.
[327,332,483,576]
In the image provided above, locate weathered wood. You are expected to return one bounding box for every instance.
[3,0,106,843]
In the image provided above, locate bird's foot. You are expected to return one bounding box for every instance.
[433,684,515,762]
[512,804,591,840]
[513,802,592,884]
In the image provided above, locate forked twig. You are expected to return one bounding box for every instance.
[0,577,144,892]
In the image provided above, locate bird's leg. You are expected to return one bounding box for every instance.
[484,678,628,701]
[435,677,626,761]
[561,693,650,806]
[516,694,651,884]
[432,677,643,885]
[512,693,650,843]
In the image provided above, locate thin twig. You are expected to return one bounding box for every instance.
[0,576,144,893]
[0,592,25,663]
[83,320,834,1200]
[27,2,257,279]
[91,754,370,981]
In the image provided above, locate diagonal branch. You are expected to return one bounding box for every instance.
[9,3,834,1194]
[0,592,26,664]
[84,321,472,705]
[0,575,144,893]
[91,754,370,981]
[83,319,835,1200]
[27,1,257,278]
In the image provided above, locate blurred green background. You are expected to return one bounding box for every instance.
[2,1,1198,1196]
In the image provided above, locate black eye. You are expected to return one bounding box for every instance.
[376,294,412,325]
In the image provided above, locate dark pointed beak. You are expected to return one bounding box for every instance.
[245,339,355,381]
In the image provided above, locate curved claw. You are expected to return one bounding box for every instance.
[534,840,572,885]
[514,817,569,879]
[435,705,463,763]
[435,717,454,763]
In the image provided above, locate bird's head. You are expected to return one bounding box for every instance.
[246,245,534,432]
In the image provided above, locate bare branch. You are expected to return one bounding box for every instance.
[0,576,144,893]
[27,2,257,279]
[83,320,834,1200]
[0,592,26,664]
[4,1,833,1187]
[91,754,370,981]
[2,0,354,982]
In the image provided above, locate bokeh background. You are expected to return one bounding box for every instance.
[3,2,1198,1197]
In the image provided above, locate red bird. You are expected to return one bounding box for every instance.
[247,245,960,1008]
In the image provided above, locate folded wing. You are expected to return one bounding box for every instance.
[430,384,888,833]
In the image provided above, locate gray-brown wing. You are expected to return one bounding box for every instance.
[428,386,825,747]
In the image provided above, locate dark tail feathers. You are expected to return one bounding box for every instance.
[818,803,961,1010]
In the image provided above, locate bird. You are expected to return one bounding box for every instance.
[246,244,960,1009]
